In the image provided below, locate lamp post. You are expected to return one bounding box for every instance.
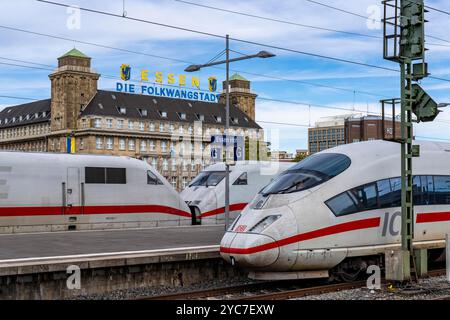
[185,35,275,229]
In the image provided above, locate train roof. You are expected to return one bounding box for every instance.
[320,140,450,165]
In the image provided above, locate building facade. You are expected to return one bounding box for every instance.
[0,49,264,191]
[308,115,347,154]
[308,114,401,154]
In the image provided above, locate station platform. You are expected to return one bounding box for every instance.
[0,225,224,261]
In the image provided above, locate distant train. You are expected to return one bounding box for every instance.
[181,161,294,225]
[220,141,450,280]
[0,152,191,233]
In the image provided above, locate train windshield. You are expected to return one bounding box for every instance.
[189,171,227,187]
[260,153,351,196]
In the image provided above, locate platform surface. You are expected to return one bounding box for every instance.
[0,225,225,260]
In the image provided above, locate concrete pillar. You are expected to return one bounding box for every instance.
[385,249,411,281]
[414,249,428,277]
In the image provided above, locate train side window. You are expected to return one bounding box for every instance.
[233,172,248,185]
[85,167,106,184]
[147,170,163,185]
[325,192,359,217]
[106,168,126,184]
[433,176,450,204]
[377,179,393,209]
[389,177,402,207]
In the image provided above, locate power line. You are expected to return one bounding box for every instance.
[174,0,380,39]
[35,0,450,83]
[0,95,39,101]
[36,0,399,73]
[0,27,392,98]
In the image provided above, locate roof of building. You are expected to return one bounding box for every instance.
[0,99,51,128]
[0,90,261,130]
[60,48,89,59]
[229,73,248,81]
[81,90,261,129]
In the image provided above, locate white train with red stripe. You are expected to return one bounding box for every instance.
[220,140,450,280]
[0,151,191,233]
[181,161,293,225]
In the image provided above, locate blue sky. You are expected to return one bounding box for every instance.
[1,0,450,153]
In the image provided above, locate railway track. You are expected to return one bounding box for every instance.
[144,268,448,300]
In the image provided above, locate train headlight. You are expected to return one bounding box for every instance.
[249,215,281,233]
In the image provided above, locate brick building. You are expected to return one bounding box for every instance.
[0,49,264,190]
[308,114,401,154]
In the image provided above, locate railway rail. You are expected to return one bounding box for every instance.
[144,268,448,300]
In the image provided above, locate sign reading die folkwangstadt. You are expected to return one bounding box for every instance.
[116,64,221,103]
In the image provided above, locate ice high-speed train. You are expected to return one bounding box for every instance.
[220,141,450,280]
[0,152,191,233]
[181,161,293,225]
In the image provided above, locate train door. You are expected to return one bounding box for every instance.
[65,167,82,214]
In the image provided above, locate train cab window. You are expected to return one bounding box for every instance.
[233,172,248,185]
[325,192,359,217]
[85,167,126,184]
[260,153,351,196]
[147,170,163,185]
[189,171,226,187]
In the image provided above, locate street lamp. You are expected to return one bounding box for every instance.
[185,35,275,230]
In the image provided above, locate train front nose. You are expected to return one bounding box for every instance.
[220,231,279,268]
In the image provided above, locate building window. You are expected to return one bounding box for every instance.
[182,160,188,171]
[196,114,204,121]
[159,111,168,118]
[179,126,184,134]
[162,159,169,171]
[149,140,155,151]
[188,126,193,135]
[191,160,196,171]
[128,139,135,151]
[151,158,157,168]
[171,159,177,171]
[140,140,147,152]
[159,123,165,132]
[214,116,222,123]
[171,177,177,189]
[169,124,174,133]
[182,177,188,189]
[80,138,84,150]
[128,121,134,130]
[106,119,113,128]
[117,120,124,129]
[139,122,145,131]
[161,141,167,152]
[94,118,102,128]
[96,137,103,149]
[149,122,155,131]
[106,137,113,150]
[119,138,126,150]
[178,112,187,120]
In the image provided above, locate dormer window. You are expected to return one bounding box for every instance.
[35,113,39,118]
[138,108,148,117]
[159,111,168,118]
[196,114,204,121]
[231,117,239,124]
[116,106,126,115]
[43,112,47,117]
[12,117,16,123]
[98,103,104,110]
[214,116,222,123]
[26,114,30,120]
[177,112,187,120]
[111,94,116,100]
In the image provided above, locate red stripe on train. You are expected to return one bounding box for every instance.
[220,217,381,255]
[200,203,248,218]
[416,211,450,223]
[0,205,191,218]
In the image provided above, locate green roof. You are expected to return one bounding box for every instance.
[229,73,248,81]
[60,48,89,59]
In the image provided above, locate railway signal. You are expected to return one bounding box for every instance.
[382,0,443,281]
